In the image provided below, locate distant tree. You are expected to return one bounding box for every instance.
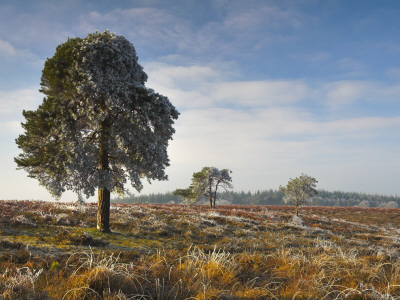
[14,31,179,232]
[357,200,370,208]
[279,173,318,216]
[113,192,181,204]
[174,167,233,208]
[383,201,398,208]
[76,192,85,205]
[172,188,199,206]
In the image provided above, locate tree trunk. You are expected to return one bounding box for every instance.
[97,118,111,233]
[213,184,218,209]
[209,184,213,208]
[295,204,299,216]
[97,187,110,232]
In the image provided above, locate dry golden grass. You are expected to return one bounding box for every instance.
[2,201,400,299]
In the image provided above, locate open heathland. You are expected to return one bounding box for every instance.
[1,200,400,299]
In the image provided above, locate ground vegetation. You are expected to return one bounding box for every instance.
[2,200,400,299]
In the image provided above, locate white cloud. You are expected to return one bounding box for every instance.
[0,35,43,67]
[163,107,400,194]
[324,81,369,108]
[322,80,400,109]
[0,2,301,67]
[0,7,71,52]
[78,7,191,51]
[145,62,310,109]
[0,121,23,134]
[75,2,304,59]
[144,62,227,89]
[212,80,309,107]
[145,63,400,140]
[223,4,302,32]
[320,116,400,136]
[147,62,400,114]
[0,40,16,56]
[137,62,400,195]
[0,89,42,115]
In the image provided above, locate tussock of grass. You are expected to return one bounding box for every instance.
[0,267,44,299]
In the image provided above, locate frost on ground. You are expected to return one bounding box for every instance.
[1,201,400,299]
[291,214,306,227]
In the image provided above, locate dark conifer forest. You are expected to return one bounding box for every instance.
[113,189,399,207]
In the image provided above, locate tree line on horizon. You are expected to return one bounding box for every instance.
[112,189,400,208]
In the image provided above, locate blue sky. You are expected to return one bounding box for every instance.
[1,0,400,201]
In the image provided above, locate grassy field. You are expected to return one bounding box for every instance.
[1,201,400,299]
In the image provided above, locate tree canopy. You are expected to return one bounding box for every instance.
[15,31,179,232]
[174,167,233,208]
[279,173,318,216]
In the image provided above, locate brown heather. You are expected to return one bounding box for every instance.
[1,200,400,299]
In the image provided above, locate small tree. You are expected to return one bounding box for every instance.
[279,173,318,216]
[174,167,233,208]
[172,188,199,206]
[15,31,179,232]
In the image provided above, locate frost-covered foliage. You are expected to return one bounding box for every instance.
[15,31,179,199]
[291,214,306,228]
[174,167,233,208]
[0,267,43,299]
[279,173,318,215]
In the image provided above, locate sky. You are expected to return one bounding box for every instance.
[1,0,400,202]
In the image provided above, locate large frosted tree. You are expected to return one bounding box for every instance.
[15,31,179,232]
